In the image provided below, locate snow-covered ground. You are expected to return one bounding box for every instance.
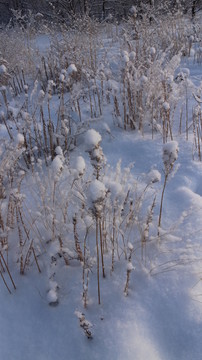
[0,15,202,360]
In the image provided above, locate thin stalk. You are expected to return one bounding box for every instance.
[158,173,168,232]
[96,215,101,305]
[0,251,16,290]
[0,270,11,294]
[99,219,105,278]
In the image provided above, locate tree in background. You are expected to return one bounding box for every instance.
[0,0,201,24]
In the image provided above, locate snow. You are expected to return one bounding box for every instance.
[59,73,65,82]
[147,169,161,184]
[163,101,170,112]
[47,289,58,304]
[140,75,148,85]
[129,51,136,61]
[52,155,63,174]
[0,64,7,74]
[1,12,202,360]
[89,179,106,203]
[38,89,45,102]
[163,141,179,169]
[75,156,86,175]
[85,129,102,150]
[122,50,129,64]
[55,146,63,156]
[128,242,134,251]
[150,47,156,55]
[16,133,24,145]
[126,262,134,271]
[67,64,77,75]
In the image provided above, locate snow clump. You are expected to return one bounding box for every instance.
[89,180,106,203]
[55,146,63,156]
[67,64,77,75]
[130,5,137,16]
[163,102,170,112]
[85,129,102,150]
[163,141,179,172]
[150,47,156,56]
[75,156,86,175]
[38,89,45,103]
[128,242,134,251]
[140,75,148,86]
[104,180,122,201]
[47,289,58,306]
[147,169,161,184]
[122,50,129,65]
[47,280,59,306]
[16,133,24,146]
[59,73,65,82]
[52,156,63,175]
[127,262,135,271]
[0,64,7,74]
[129,51,136,61]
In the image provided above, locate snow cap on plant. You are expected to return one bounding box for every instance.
[47,289,58,305]
[89,179,106,203]
[0,64,7,74]
[129,51,136,62]
[47,280,59,306]
[163,102,170,112]
[127,262,135,271]
[47,80,55,99]
[85,129,102,151]
[16,133,24,146]
[67,64,77,76]
[122,50,129,65]
[59,73,65,82]
[150,47,156,56]
[104,179,122,202]
[38,89,45,103]
[130,5,137,17]
[128,242,134,251]
[55,146,63,156]
[140,75,148,86]
[59,69,67,82]
[75,156,86,176]
[52,155,63,176]
[61,119,69,136]
[163,141,179,173]
[147,169,161,184]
